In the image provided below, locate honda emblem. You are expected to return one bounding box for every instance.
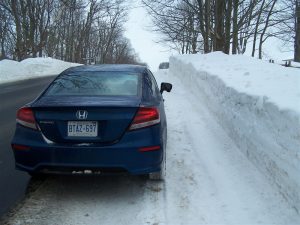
[76,110,88,120]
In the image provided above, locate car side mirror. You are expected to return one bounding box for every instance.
[160,82,172,94]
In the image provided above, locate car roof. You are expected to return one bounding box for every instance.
[64,64,148,74]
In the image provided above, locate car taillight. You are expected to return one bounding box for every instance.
[11,144,31,151]
[139,145,161,152]
[16,107,37,130]
[129,107,160,130]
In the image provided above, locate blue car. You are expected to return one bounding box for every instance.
[11,64,172,180]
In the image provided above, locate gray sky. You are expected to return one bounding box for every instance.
[124,1,174,70]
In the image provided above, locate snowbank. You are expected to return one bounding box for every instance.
[170,52,300,212]
[0,57,81,84]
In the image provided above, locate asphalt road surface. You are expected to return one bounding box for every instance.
[0,76,55,217]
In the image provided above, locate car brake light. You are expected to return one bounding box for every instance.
[16,107,37,130]
[139,145,161,152]
[129,107,160,130]
[11,144,31,151]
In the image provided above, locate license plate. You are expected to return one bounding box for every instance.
[67,121,98,137]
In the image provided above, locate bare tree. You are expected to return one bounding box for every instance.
[257,0,278,59]
[0,0,140,64]
[295,0,300,61]
[142,0,298,60]
[0,6,12,59]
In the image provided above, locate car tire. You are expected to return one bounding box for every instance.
[28,172,47,180]
[149,154,166,181]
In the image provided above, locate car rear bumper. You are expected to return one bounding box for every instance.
[12,124,164,175]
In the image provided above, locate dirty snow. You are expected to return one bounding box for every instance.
[2,68,299,225]
[0,57,80,84]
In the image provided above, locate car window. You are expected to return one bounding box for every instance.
[44,72,140,96]
[143,72,157,99]
[147,70,160,97]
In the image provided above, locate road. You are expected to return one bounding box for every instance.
[0,76,55,217]
[1,70,299,225]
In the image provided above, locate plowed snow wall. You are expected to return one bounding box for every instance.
[170,57,300,212]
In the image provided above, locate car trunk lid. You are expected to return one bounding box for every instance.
[32,96,140,144]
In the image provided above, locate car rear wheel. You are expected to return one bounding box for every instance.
[149,155,166,180]
[28,172,48,180]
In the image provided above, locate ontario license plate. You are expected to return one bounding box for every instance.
[67,121,98,137]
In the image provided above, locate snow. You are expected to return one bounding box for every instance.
[2,65,300,224]
[170,52,300,212]
[292,61,300,68]
[173,52,300,114]
[0,57,81,84]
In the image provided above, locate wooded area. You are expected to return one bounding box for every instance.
[0,0,140,64]
[143,0,300,62]
[0,0,299,63]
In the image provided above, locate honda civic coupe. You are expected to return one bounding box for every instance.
[11,64,172,180]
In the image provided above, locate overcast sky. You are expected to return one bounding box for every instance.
[124,1,174,70]
[125,1,294,70]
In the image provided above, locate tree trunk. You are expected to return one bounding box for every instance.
[11,0,23,60]
[252,0,266,57]
[295,0,300,62]
[204,0,211,53]
[215,0,225,51]
[224,0,233,54]
[1,39,5,59]
[258,0,277,59]
[232,0,239,54]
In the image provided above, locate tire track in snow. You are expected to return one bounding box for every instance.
[159,69,300,224]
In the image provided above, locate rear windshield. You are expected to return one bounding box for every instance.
[44,72,140,96]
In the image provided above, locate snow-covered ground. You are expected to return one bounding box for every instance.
[170,52,300,212]
[0,57,80,84]
[2,66,299,224]
[173,52,300,114]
